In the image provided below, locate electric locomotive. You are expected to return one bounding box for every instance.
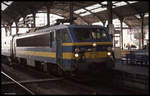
[2,24,115,75]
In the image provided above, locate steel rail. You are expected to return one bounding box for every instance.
[1,71,35,95]
[2,77,64,85]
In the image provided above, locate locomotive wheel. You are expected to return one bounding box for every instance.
[7,57,18,68]
[56,66,64,77]
[35,61,43,71]
[7,57,14,66]
[47,64,64,76]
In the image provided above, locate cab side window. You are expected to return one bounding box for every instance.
[50,32,54,47]
[56,30,61,41]
[62,29,71,42]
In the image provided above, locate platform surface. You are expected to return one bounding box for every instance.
[113,60,149,76]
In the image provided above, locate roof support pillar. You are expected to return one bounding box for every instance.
[119,18,124,50]
[15,21,19,35]
[23,16,26,25]
[107,1,115,48]
[140,13,145,49]
[46,6,50,26]
[4,25,8,37]
[32,12,36,27]
[69,1,74,24]
[9,25,12,36]
[107,1,113,27]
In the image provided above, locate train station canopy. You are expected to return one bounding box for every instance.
[1,1,149,27]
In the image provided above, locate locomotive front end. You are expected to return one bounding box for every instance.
[69,26,115,72]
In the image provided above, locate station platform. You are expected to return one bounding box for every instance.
[112,59,148,94]
[113,60,148,76]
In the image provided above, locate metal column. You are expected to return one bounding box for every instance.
[32,12,36,27]
[107,1,112,27]
[120,18,123,50]
[140,13,145,49]
[107,1,115,48]
[47,6,50,26]
[4,25,8,37]
[69,1,74,24]
[15,21,19,35]
[9,25,12,36]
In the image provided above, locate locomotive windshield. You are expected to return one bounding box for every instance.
[74,28,108,41]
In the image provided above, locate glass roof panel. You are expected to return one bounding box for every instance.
[91,7,106,13]
[101,1,107,5]
[80,11,91,16]
[144,13,149,17]
[135,13,149,18]
[1,3,7,10]
[1,1,13,11]
[128,1,138,4]
[85,3,101,10]
[92,21,103,26]
[74,9,86,14]
[3,1,13,5]
[135,14,140,18]
[113,1,127,8]
[112,1,119,4]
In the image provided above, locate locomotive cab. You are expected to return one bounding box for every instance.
[60,25,115,73]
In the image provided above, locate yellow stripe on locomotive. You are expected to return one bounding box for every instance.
[17,51,109,59]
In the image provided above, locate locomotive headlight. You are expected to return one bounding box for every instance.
[107,52,111,56]
[75,53,79,57]
[93,43,97,47]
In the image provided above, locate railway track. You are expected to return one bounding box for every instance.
[67,70,130,95]
[1,71,35,95]
[66,68,147,95]
[1,64,99,94]
[2,62,145,95]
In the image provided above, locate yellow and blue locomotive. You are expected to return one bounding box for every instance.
[2,24,115,75]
